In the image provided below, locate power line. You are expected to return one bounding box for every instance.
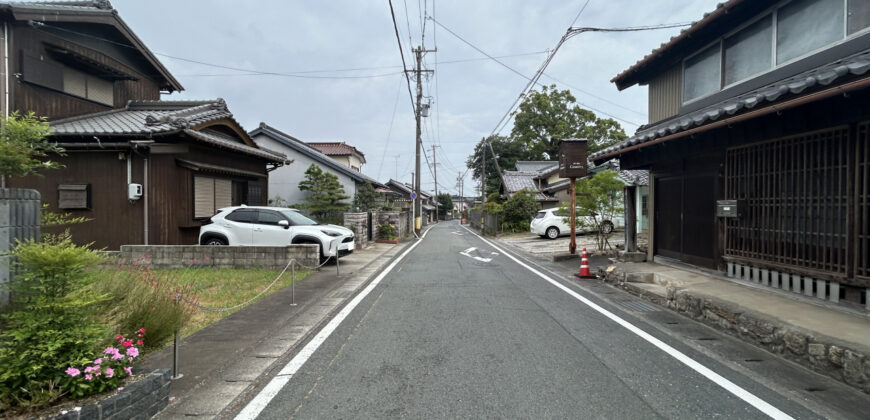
[388,0,418,114]
[377,74,406,180]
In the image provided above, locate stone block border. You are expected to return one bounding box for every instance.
[603,269,870,395]
[117,245,319,269]
[47,369,170,420]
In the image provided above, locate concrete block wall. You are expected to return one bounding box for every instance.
[0,188,41,306]
[373,211,411,240]
[343,212,369,249]
[46,369,170,420]
[119,245,319,269]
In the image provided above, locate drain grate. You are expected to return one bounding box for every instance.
[805,387,826,392]
[617,300,661,312]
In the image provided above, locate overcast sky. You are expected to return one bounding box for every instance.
[111,0,722,196]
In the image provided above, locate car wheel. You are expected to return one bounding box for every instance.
[601,221,614,234]
[546,227,559,239]
[204,237,227,246]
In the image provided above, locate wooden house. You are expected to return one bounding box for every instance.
[2,1,286,249]
[592,0,870,307]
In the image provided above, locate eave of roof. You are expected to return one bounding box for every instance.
[2,1,184,92]
[611,0,768,90]
[249,123,384,187]
[593,49,870,162]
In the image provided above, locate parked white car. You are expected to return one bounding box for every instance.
[530,208,624,239]
[198,206,354,259]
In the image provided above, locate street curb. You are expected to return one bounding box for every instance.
[216,233,424,419]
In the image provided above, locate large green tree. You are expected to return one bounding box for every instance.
[511,85,627,159]
[436,193,453,217]
[298,164,349,218]
[351,181,379,212]
[465,135,523,197]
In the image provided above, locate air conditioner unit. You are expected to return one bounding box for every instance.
[128,183,143,201]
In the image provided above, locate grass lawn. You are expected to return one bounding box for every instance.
[88,265,312,346]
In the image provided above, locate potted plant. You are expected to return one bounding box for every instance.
[376,224,399,244]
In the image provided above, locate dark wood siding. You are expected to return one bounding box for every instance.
[7,150,145,250]
[9,24,161,120]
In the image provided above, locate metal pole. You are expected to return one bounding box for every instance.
[433,144,438,222]
[414,46,423,235]
[335,249,340,276]
[171,293,183,380]
[290,262,297,306]
[569,178,577,255]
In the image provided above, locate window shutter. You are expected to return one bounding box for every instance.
[194,176,215,218]
[214,179,232,210]
[86,75,114,106]
[62,67,87,98]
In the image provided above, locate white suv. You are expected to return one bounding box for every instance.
[530,208,624,239]
[198,206,355,259]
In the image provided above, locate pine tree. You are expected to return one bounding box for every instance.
[298,164,350,219]
[352,181,379,212]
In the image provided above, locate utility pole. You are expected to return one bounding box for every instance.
[409,46,434,234]
[432,144,438,222]
[481,145,487,208]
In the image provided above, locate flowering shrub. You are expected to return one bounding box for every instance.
[62,329,145,399]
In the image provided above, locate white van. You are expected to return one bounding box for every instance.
[530,208,624,239]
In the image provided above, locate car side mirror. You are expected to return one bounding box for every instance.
[278,220,290,229]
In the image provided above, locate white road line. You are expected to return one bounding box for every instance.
[461,226,794,420]
[460,247,491,263]
[235,228,432,420]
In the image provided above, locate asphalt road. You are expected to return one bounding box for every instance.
[231,220,858,419]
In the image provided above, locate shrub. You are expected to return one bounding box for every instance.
[483,201,503,215]
[0,235,107,412]
[503,190,540,225]
[61,329,145,399]
[378,224,397,240]
[91,264,196,350]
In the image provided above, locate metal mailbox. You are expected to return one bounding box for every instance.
[557,138,588,178]
[716,199,743,218]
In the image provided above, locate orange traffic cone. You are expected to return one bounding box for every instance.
[574,248,596,279]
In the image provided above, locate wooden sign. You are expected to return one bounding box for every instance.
[557,138,588,178]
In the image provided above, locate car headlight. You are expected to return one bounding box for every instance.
[321,230,342,237]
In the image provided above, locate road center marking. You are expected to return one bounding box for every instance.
[461,225,793,420]
[460,247,491,262]
[234,228,432,419]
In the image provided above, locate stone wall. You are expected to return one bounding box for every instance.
[0,188,41,306]
[48,369,170,419]
[373,211,411,240]
[343,212,369,249]
[119,245,319,269]
[604,269,870,395]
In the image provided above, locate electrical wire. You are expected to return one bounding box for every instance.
[376,74,406,180]
[388,0,418,114]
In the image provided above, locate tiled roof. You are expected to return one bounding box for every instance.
[503,171,557,202]
[52,99,233,135]
[250,123,384,187]
[542,179,570,193]
[592,49,870,161]
[618,170,649,187]
[4,1,114,13]
[307,142,365,158]
[515,161,557,172]
[49,99,284,161]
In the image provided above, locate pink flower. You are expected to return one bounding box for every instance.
[124,367,132,376]
[138,328,146,334]
[105,368,114,378]
[84,366,98,373]
[137,340,143,346]
[65,367,81,377]
[85,374,93,381]
[104,347,119,355]
[126,347,139,358]
[111,352,125,360]
[94,358,102,365]
[123,339,133,348]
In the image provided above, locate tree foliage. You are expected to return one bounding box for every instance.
[0,112,62,181]
[561,170,625,250]
[352,181,379,212]
[511,85,627,159]
[298,164,350,218]
[465,135,523,197]
[436,193,453,217]
[502,189,540,226]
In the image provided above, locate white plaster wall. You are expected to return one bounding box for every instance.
[253,134,357,206]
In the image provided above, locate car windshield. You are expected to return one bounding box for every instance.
[279,210,318,226]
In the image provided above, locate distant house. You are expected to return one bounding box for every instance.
[3,2,285,249]
[384,179,437,223]
[250,123,382,207]
[592,0,870,305]
[307,142,366,172]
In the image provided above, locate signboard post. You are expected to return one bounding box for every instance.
[557,138,588,255]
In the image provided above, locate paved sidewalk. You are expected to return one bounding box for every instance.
[136,239,413,418]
